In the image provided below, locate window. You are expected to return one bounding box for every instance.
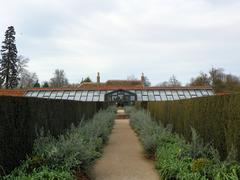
[148,91,155,101]
[161,95,167,101]
[195,90,202,97]
[25,91,33,96]
[142,96,148,101]
[38,91,45,97]
[153,91,160,95]
[68,96,74,100]
[189,90,196,96]
[80,96,87,101]
[69,91,76,96]
[137,94,142,101]
[50,91,57,99]
[56,91,64,97]
[94,91,100,95]
[155,96,161,101]
[142,91,147,96]
[62,92,70,100]
[201,90,208,96]
[207,90,214,95]
[172,91,179,100]
[183,91,191,98]
[177,90,184,96]
[74,91,82,100]
[165,90,172,96]
[99,94,105,101]
[31,91,39,97]
[167,96,174,100]
[93,96,100,101]
[81,91,88,96]
[44,91,51,97]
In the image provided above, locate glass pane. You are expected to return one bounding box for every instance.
[69,91,76,96]
[195,90,202,97]
[62,92,69,100]
[167,96,174,100]
[31,91,39,97]
[142,96,148,101]
[160,91,166,95]
[93,96,99,101]
[148,91,155,101]
[153,91,160,95]
[94,91,100,95]
[80,96,87,101]
[207,90,214,95]
[68,96,74,100]
[183,90,191,98]
[44,91,51,97]
[74,91,82,100]
[177,90,184,95]
[165,90,172,96]
[155,96,161,101]
[130,96,135,101]
[25,91,33,96]
[99,94,105,101]
[38,91,45,97]
[81,91,88,96]
[86,95,93,101]
[189,90,196,96]
[56,91,64,97]
[201,90,208,96]
[137,94,142,101]
[100,91,106,94]
[50,91,57,98]
[161,95,167,101]
[179,96,186,99]
[142,91,147,96]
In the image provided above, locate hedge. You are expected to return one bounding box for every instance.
[0,96,107,173]
[141,94,240,161]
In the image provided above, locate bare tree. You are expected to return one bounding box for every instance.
[50,69,68,88]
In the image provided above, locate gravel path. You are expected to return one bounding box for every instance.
[90,110,159,180]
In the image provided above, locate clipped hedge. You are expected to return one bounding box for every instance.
[141,94,240,161]
[0,96,107,173]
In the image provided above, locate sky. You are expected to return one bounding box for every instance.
[0,0,240,85]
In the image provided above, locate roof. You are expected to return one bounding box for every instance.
[26,85,213,91]
[0,89,26,96]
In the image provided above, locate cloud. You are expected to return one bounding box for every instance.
[0,0,240,85]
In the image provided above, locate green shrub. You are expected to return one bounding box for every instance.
[4,107,115,179]
[128,107,240,180]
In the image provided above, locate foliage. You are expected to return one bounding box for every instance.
[128,107,240,180]
[143,94,240,161]
[0,26,18,89]
[81,76,92,83]
[189,67,240,93]
[42,81,49,88]
[3,107,115,179]
[0,96,107,173]
[33,80,40,87]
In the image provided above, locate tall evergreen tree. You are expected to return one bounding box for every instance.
[0,26,18,89]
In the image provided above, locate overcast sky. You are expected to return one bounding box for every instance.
[1,0,240,85]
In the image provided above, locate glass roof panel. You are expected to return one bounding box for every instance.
[201,90,208,96]
[195,90,202,97]
[207,90,214,95]
[62,92,70,100]
[142,91,147,96]
[68,96,74,100]
[155,96,161,100]
[31,91,39,97]
[142,96,148,101]
[167,96,174,100]
[44,91,51,97]
[161,96,167,101]
[93,96,100,101]
[137,94,142,101]
[38,91,45,97]
[153,91,160,95]
[50,91,57,98]
[69,91,76,96]
[56,91,64,97]
[81,91,88,96]
[165,90,172,96]
[74,91,82,100]
[25,91,33,96]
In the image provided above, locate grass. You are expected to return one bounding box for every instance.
[127,106,240,180]
[3,106,116,179]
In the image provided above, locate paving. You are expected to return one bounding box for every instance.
[90,109,159,180]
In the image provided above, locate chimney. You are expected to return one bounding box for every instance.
[97,72,100,83]
[141,72,145,86]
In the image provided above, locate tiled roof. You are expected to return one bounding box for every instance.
[0,89,26,96]
[26,85,213,91]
